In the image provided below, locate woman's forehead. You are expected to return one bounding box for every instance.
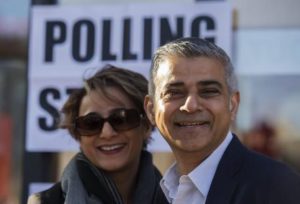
[89,86,134,107]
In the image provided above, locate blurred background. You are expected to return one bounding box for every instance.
[0,0,300,203]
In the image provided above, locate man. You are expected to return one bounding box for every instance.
[144,37,300,204]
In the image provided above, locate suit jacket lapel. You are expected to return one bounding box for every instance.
[205,135,246,204]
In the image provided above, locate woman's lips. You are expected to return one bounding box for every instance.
[97,143,126,154]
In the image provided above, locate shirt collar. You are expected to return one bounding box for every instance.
[160,132,233,201]
[160,162,180,202]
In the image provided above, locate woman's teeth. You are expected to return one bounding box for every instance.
[99,144,124,151]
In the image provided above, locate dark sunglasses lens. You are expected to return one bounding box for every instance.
[109,109,141,131]
[76,114,103,136]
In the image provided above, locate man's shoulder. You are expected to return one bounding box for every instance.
[208,135,300,203]
[246,148,299,179]
[228,138,300,187]
[225,135,300,180]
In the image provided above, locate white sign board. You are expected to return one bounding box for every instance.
[235,29,300,75]
[29,182,54,195]
[26,2,232,152]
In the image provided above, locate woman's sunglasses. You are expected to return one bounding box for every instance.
[74,108,143,136]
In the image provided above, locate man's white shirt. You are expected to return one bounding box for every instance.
[160,132,233,204]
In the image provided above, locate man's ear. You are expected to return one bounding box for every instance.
[230,91,240,121]
[144,95,156,126]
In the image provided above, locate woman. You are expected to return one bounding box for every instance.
[28,65,168,204]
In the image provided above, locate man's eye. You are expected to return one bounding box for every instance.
[200,89,220,97]
[163,90,183,99]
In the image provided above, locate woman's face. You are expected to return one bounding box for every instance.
[78,87,149,173]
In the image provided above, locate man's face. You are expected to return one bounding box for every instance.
[145,56,239,166]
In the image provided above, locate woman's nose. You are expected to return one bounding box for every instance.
[98,121,117,139]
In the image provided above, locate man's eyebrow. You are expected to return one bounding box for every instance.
[198,80,223,88]
[163,80,223,90]
[164,82,184,89]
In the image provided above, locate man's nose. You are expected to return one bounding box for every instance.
[179,94,202,113]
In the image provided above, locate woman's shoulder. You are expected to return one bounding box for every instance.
[27,182,64,204]
[27,193,41,204]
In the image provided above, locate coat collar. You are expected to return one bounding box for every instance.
[205,135,246,204]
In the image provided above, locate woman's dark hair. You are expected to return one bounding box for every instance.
[59,64,152,147]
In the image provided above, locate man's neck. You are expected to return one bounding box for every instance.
[174,135,229,175]
[174,150,211,175]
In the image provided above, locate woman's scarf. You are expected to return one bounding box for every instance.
[60,151,168,204]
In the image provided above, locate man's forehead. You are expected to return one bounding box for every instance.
[156,59,173,78]
[154,56,227,89]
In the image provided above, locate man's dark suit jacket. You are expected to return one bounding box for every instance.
[205,135,300,204]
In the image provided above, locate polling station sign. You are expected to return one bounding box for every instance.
[26,2,232,152]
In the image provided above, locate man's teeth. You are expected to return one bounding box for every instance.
[100,144,124,151]
[178,122,205,126]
